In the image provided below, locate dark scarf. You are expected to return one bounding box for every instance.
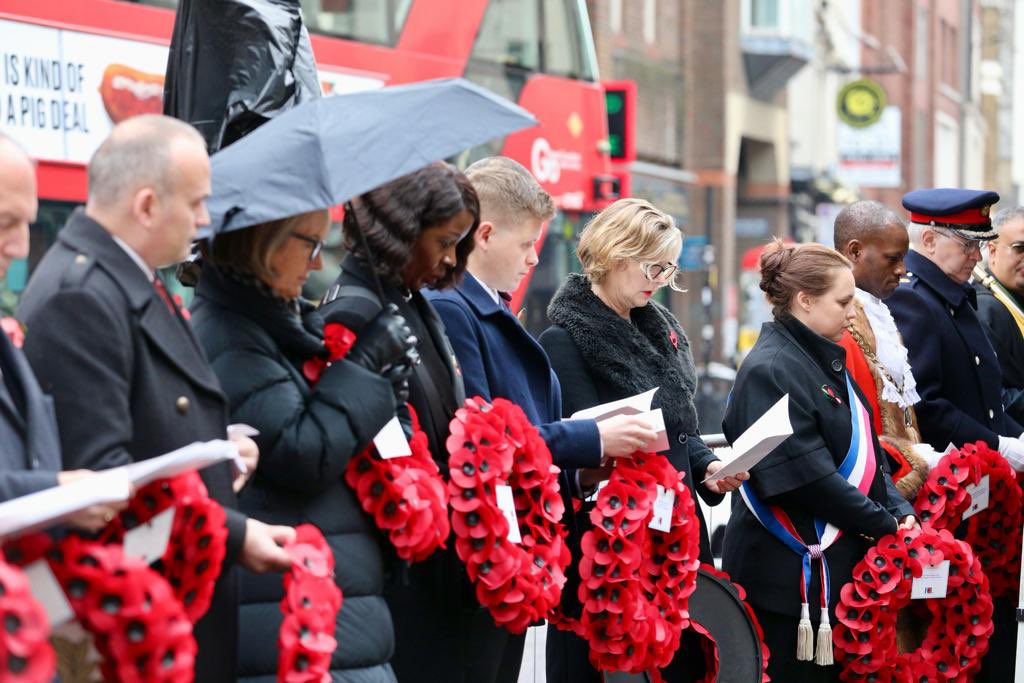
[547,273,699,435]
[195,263,327,364]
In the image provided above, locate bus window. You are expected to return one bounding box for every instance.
[132,0,413,46]
[472,0,542,71]
[542,0,596,80]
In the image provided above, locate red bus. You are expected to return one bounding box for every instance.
[0,0,619,331]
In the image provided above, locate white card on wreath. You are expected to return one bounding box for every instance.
[374,416,412,459]
[123,506,176,565]
[495,484,523,544]
[24,560,74,627]
[649,485,674,532]
[703,394,792,484]
[962,475,990,521]
[911,560,950,600]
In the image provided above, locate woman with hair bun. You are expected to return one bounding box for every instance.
[722,239,916,682]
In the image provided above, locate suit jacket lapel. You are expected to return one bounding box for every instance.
[419,296,465,406]
[0,333,62,470]
[0,336,24,433]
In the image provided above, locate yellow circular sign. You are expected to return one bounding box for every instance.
[837,79,886,128]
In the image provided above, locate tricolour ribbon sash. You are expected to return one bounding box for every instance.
[739,372,877,663]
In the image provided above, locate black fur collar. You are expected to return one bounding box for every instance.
[547,273,699,435]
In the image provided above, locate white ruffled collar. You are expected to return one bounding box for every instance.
[855,288,921,408]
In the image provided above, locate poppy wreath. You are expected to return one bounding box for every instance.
[688,564,770,683]
[38,534,196,682]
[305,321,451,564]
[445,396,570,634]
[551,453,701,680]
[833,526,993,682]
[0,558,55,682]
[278,524,343,683]
[100,470,228,623]
[912,440,1022,599]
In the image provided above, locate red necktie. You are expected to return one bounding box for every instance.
[153,277,176,316]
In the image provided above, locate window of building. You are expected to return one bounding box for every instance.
[609,0,622,34]
[643,0,656,44]
[750,0,779,29]
[914,6,929,81]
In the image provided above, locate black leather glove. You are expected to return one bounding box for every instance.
[347,304,417,375]
[383,362,414,405]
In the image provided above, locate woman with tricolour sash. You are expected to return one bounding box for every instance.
[722,239,917,682]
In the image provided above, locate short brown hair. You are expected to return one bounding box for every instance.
[577,198,683,290]
[759,238,852,318]
[465,156,555,227]
[204,211,323,280]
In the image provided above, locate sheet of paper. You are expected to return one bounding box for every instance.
[569,388,659,421]
[226,423,260,439]
[703,394,792,484]
[123,440,240,488]
[123,506,175,565]
[495,484,522,543]
[962,475,991,521]
[634,408,670,453]
[911,560,950,599]
[0,466,132,539]
[24,560,74,627]
[649,485,674,532]
[374,417,412,459]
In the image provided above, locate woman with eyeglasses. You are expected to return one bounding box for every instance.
[539,198,746,683]
[189,208,417,683]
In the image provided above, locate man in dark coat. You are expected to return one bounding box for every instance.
[974,206,1024,424]
[425,157,657,682]
[0,132,126,530]
[887,188,1023,682]
[16,115,295,682]
[888,188,1024,459]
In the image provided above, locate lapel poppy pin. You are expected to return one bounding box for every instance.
[821,384,843,406]
[669,329,679,350]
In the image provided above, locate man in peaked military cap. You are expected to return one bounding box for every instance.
[887,188,1021,682]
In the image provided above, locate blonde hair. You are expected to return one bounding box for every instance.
[577,198,683,290]
[465,156,555,227]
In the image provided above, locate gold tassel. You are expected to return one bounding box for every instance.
[796,602,814,661]
[815,607,834,666]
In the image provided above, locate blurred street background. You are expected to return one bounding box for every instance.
[1,0,1022,426]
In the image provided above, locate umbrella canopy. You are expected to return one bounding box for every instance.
[202,77,537,238]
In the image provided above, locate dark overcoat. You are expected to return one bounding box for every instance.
[425,273,601,470]
[322,255,513,683]
[0,330,62,501]
[539,273,724,683]
[973,270,1024,424]
[190,264,398,683]
[887,249,1022,449]
[721,316,912,617]
[16,209,247,683]
[722,316,912,683]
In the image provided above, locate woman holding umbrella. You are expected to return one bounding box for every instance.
[722,239,915,682]
[189,207,417,683]
[318,162,502,683]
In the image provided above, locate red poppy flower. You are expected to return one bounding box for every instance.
[0,317,24,349]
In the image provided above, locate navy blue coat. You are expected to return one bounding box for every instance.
[425,274,601,470]
[887,249,1023,449]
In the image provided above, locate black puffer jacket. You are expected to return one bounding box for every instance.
[190,264,398,683]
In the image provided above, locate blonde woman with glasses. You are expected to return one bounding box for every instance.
[540,198,746,683]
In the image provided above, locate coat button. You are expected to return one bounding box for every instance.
[831,359,843,372]
[31,458,39,468]
[975,356,980,366]
[74,254,87,265]
[677,433,688,445]
[176,396,190,414]
[989,409,995,419]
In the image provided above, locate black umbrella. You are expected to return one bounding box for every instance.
[201,77,537,239]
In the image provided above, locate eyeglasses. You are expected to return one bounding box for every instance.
[636,259,679,282]
[934,229,983,256]
[993,240,1024,258]
[290,232,325,262]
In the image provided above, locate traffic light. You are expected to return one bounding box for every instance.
[602,80,636,163]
